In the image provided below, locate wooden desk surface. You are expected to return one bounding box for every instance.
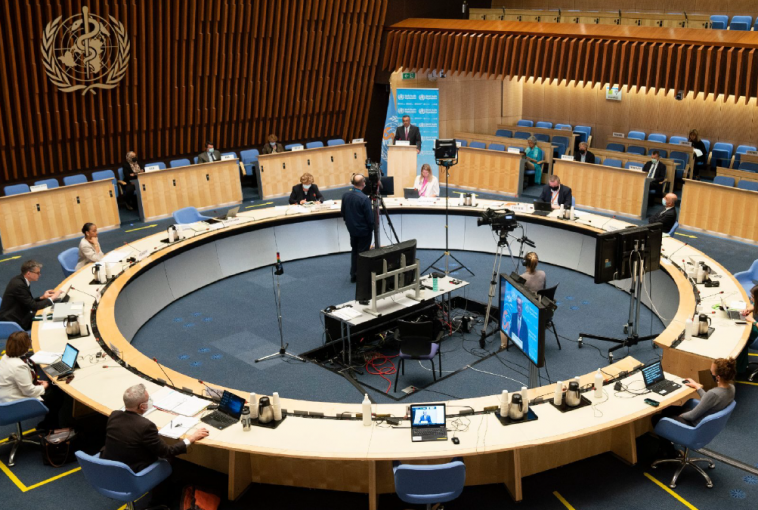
[0,179,119,253]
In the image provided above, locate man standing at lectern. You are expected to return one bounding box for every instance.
[394,115,421,153]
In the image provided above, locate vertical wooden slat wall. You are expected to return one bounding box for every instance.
[0,0,387,183]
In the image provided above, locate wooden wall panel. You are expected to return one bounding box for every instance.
[0,0,387,184]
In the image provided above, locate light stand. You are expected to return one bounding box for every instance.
[371,193,400,248]
[255,257,306,364]
[422,158,475,277]
[479,228,519,349]
[578,240,657,362]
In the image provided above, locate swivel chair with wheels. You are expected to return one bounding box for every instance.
[58,247,79,277]
[0,398,49,466]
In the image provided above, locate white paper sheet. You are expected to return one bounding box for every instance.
[159,417,200,439]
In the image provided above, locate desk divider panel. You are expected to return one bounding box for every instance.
[114,283,141,341]
[216,229,278,278]
[124,263,176,330]
[274,219,343,261]
[164,242,225,300]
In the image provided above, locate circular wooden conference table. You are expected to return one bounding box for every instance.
[32,197,751,508]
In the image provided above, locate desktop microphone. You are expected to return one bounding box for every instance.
[70,286,102,301]
[152,358,177,388]
[198,379,224,401]
[275,252,284,276]
[667,242,688,260]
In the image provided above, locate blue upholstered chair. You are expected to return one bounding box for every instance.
[240,149,259,176]
[305,141,324,149]
[738,161,758,172]
[648,133,667,143]
[469,141,486,149]
[488,143,505,152]
[145,161,167,170]
[495,129,513,138]
[733,259,758,294]
[516,119,533,127]
[604,158,622,168]
[63,174,88,186]
[4,184,30,196]
[285,143,304,151]
[193,156,199,165]
[651,400,736,488]
[737,180,758,191]
[713,176,735,187]
[76,451,172,510]
[670,150,690,179]
[58,247,79,278]
[710,15,728,30]
[455,139,468,147]
[393,457,466,510]
[327,139,345,146]
[711,142,733,168]
[730,16,752,31]
[552,135,570,158]
[627,146,647,156]
[668,221,679,235]
[733,145,756,168]
[669,136,688,145]
[393,320,443,392]
[534,133,550,143]
[628,131,645,140]
[172,207,212,224]
[574,125,591,144]
[92,170,118,196]
[514,131,531,140]
[0,398,49,466]
[555,123,572,131]
[33,178,59,189]
[606,143,625,152]
[170,159,191,168]
[536,121,553,129]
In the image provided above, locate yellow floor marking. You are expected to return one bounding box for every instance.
[675,233,697,239]
[0,429,80,492]
[245,202,273,209]
[644,472,699,510]
[0,256,21,263]
[125,224,157,232]
[736,380,758,386]
[749,353,757,357]
[553,491,576,510]
[23,466,81,491]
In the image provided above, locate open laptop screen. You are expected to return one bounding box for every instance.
[410,404,445,427]
[641,361,665,386]
[218,390,245,419]
[61,343,79,368]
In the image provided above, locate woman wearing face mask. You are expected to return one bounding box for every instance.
[413,163,440,198]
[121,150,143,210]
[75,222,104,270]
[261,134,285,155]
[289,173,323,204]
[524,136,545,184]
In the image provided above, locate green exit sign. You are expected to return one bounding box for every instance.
[402,72,416,80]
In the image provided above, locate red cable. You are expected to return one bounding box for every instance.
[364,352,398,393]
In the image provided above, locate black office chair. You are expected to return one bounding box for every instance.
[537,284,561,350]
[393,320,444,393]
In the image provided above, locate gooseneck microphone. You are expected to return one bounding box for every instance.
[70,286,102,301]
[275,252,284,275]
[153,358,177,388]
[198,380,223,401]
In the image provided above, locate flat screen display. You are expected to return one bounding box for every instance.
[410,404,445,427]
[499,275,542,366]
[61,343,78,368]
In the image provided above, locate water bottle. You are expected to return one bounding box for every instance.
[432,276,438,292]
[594,370,604,399]
[362,394,372,426]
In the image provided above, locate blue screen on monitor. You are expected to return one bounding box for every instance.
[500,277,540,365]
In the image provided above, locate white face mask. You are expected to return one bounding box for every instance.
[207,147,214,153]
[141,398,153,414]
[303,184,311,190]
[270,142,276,146]
[662,198,667,207]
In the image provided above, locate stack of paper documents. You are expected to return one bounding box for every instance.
[159,417,200,439]
[153,389,209,416]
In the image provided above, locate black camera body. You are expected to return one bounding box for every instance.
[477,208,518,232]
[363,158,382,196]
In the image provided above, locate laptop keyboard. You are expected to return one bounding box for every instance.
[650,380,679,394]
[727,309,742,320]
[206,411,237,424]
[50,361,68,373]
[414,428,445,437]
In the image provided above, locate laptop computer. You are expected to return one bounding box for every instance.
[410,404,447,442]
[200,390,245,430]
[55,285,71,304]
[44,343,79,378]
[641,360,681,396]
[533,200,554,216]
[404,188,420,199]
[720,295,744,321]
[207,206,240,224]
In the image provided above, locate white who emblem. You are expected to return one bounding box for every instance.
[41,6,130,95]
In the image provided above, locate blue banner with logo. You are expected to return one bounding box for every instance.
[396,88,440,178]
[380,90,398,174]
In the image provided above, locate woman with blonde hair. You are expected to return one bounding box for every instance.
[289,172,323,204]
[413,164,439,198]
[519,252,546,292]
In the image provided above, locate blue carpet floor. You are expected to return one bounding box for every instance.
[1,183,757,510]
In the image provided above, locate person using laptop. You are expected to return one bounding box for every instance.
[412,164,439,198]
[520,252,546,293]
[0,332,71,431]
[75,222,104,270]
[0,260,61,331]
[289,172,324,204]
[537,175,573,210]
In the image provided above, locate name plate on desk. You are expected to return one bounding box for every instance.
[221,154,235,161]
[351,138,364,143]
[746,150,758,156]
[144,165,161,172]
[291,145,304,151]
[135,250,150,262]
[628,165,643,171]
[560,125,572,130]
[612,132,625,138]
[395,140,411,146]
[30,184,48,192]
[507,147,522,154]
[223,217,241,225]
[560,155,574,161]
[678,140,692,146]
[456,142,462,148]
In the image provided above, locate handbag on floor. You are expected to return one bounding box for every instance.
[42,428,78,467]
[181,486,221,510]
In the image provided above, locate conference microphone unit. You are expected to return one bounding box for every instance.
[275,252,284,275]
[153,358,178,389]
[666,242,688,260]
[70,286,102,303]
[198,380,224,401]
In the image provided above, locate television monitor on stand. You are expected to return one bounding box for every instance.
[355,239,418,303]
[498,273,550,370]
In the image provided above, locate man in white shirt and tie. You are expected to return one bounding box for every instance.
[508,296,529,345]
[197,140,221,164]
[641,150,666,195]
[393,115,421,154]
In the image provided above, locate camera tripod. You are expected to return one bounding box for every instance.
[423,160,474,276]
[479,229,520,349]
[371,193,400,248]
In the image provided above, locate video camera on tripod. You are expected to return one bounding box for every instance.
[363,158,383,197]
[477,208,518,235]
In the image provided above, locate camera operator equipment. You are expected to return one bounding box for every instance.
[422,139,474,277]
[476,208,527,349]
[363,158,400,249]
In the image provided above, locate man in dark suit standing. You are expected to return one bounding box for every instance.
[0,261,60,331]
[641,150,667,196]
[538,175,573,209]
[101,384,208,473]
[261,134,285,155]
[196,140,221,164]
[574,141,596,164]
[648,193,678,233]
[341,174,375,283]
[394,115,421,153]
[508,296,529,345]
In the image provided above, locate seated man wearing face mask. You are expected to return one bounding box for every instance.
[573,141,596,164]
[641,150,667,196]
[196,140,221,164]
[289,173,324,204]
[538,174,573,210]
[261,134,285,155]
[648,192,677,233]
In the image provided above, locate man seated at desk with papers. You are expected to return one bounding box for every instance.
[289,173,324,204]
[538,175,573,210]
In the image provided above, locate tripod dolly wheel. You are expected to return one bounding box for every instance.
[577,336,583,348]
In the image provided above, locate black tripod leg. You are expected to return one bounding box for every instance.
[447,253,475,276]
[551,321,561,350]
